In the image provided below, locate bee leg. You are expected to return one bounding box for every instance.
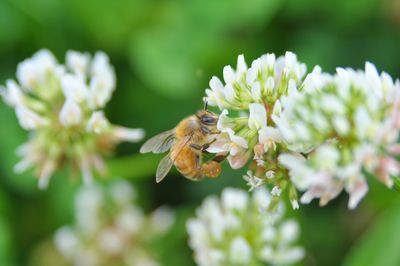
[212,154,227,163]
[190,144,202,150]
[200,139,216,151]
[201,126,221,135]
[195,154,201,170]
[201,126,212,135]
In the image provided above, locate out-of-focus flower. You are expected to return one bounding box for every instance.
[54,180,173,266]
[187,187,305,266]
[277,63,400,209]
[0,49,144,189]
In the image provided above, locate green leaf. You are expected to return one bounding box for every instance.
[343,196,400,266]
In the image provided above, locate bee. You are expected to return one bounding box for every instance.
[140,105,224,183]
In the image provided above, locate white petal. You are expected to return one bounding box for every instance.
[223,65,236,84]
[251,82,261,102]
[348,179,368,209]
[279,220,299,244]
[66,50,90,77]
[248,103,267,130]
[265,76,275,94]
[86,111,109,133]
[227,129,248,149]
[223,84,236,102]
[15,106,46,130]
[272,100,282,117]
[2,80,25,107]
[229,237,251,265]
[112,127,145,142]
[61,74,88,102]
[236,54,247,75]
[38,160,55,189]
[59,99,82,126]
[221,188,249,211]
[54,227,79,257]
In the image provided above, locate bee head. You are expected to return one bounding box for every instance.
[196,110,218,126]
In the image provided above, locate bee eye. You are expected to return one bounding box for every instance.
[201,115,217,125]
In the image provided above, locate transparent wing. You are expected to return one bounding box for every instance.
[156,154,174,183]
[140,129,175,154]
[170,135,193,162]
[156,135,193,183]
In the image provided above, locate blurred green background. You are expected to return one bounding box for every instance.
[0,0,400,265]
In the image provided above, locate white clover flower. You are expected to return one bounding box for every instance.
[277,62,400,209]
[187,187,304,266]
[204,52,310,205]
[0,49,144,189]
[54,180,173,266]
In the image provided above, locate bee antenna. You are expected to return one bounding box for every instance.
[204,101,208,110]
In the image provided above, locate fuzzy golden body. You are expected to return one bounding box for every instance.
[140,109,222,182]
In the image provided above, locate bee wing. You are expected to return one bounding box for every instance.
[155,135,194,183]
[140,129,175,154]
[156,154,174,183]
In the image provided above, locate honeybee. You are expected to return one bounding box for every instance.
[140,105,224,183]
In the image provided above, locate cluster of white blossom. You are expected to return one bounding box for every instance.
[54,180,174,266]
[187,187,304,266]
[0,49,144,188]
[277,63,400,209]
[204,52,399,209]
[205,52,309,208]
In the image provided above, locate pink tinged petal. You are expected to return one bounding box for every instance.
[228,152,250,169]
[227,129,248,149]
[248,103,267,130]
[206,138,230,153]
[258,127,283,146]
[59,99,82,126]
[387,144,400,155]
[376,157,398,187]
[348,179,368,209]
[253,144,265,158]
[300,187,321,205]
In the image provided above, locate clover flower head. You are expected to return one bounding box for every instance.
[204,52,311,205]
[187,187,304,266]
[277,62,400,208]
[54,180,174,266]
[0,49,144,188]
